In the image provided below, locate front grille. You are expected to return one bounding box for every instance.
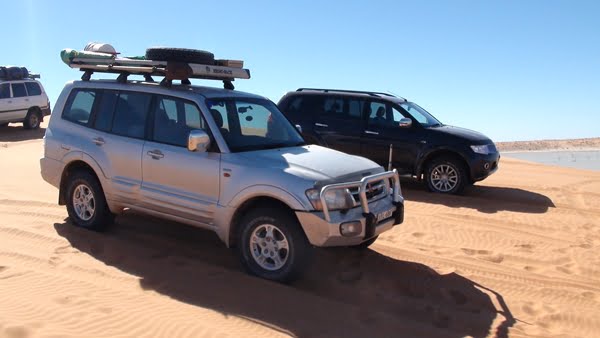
[349,180,387,204]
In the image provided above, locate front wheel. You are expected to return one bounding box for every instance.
[237,209,312,283]
[352,235,379,250]
[425,157,468,194]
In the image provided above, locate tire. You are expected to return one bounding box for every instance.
[145,47,215,65]
[65,170,113,231]
[352,235,378,250]
[0,123,8,128]
[23,109,41,129]
[237,208,312,283]
[425,156,468,194]
[7,66,23,80]
[0,67,6,79]
[20,67,29,79]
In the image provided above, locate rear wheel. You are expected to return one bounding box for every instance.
[237,208,312,283]
[425,156,468,194]
[23,109,41,129]
[65,171,113,231]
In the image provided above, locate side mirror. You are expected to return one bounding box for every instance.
[188,129,211,152]
[399,118,412,128]
[295,124,303,133]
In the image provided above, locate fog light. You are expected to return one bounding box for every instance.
[484,163,490,170]
[340,221,362,237]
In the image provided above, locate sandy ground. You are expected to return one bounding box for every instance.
[1,123,600,338]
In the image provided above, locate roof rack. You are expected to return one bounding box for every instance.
[296,88,401,98]
[65,53,250,90]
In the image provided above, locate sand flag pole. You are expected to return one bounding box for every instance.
[388,144,393,171]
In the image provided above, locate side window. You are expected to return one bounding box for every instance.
[323,97,344,116]
[152,96,205,147]
[0,83,10,99]
[11,83,27,98]
[206,101,229,131]
[25,82,42,96]
[348,99,364,119]
[392,107,407,123]
[62,89,97,125]
[94,90,118,132]
[366,101,391,127]
[111,92,151,139]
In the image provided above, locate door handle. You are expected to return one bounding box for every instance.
[7,100,12,104]
[92,137,105,146]
[25,98,29,102]
[364,130,379,135]
[147,150,164,159]
[315,123,328,128]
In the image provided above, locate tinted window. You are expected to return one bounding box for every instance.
[111,92,151,139]
[62,90,97,125]
[25,82,41,96]
[323,97,344,116]
[0,84,9,99]
[94,90,118,132]
[320,96,364,120]
[11,83,27,98]
[367,101,392,127]
[152,96,205,147]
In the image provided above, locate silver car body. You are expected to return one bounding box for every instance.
[41,80,404,247]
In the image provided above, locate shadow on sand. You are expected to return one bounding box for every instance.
[401,179,555,214]
[0,124,46,143]
[54,211,515,338]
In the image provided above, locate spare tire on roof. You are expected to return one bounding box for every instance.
[145,47,215,65]
[0,67,6,79]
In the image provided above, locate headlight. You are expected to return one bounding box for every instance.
[470,144,493,155]
[306,188,355,211]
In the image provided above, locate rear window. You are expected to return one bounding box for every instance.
[62,89,97,125]
[11,83,27,98]
[111,92,151,139]
[25,82,42,96]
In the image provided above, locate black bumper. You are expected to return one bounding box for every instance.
[469,152,500,182]
[363,202,404,240]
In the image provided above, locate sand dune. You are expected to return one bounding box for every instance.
[1,123,599,337]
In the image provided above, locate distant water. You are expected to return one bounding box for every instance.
[502,150,600,171]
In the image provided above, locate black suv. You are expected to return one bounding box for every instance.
[278,88,500,194]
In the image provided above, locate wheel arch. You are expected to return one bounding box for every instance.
[417,148,470,181]
[58,159,104,206]
[226,196,301,248]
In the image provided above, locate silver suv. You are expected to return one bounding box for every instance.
[40,79,404,282]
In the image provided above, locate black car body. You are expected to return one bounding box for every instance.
[278,88,500,194]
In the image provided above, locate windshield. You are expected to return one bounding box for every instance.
[399,102,442,127]
[205,97,305,152]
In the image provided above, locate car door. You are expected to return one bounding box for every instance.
[361,101,422,173]
[312,95,365,156]
[10,82,30,119]
[76,89,150,204]
[140,95,220,225]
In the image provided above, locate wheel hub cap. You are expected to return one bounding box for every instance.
[431,164,459,192]
[72,184,95,221]
[250,224,289,271]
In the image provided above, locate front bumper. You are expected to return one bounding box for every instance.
[470,152,500,182]
[296,170,404,247]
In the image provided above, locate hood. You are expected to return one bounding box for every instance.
[237,145,383,185]
[431,125,492,143]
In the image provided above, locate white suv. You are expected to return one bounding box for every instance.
[0,78,51,129]
[40,46,404,282]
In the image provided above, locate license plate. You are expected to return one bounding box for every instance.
[376,209,394,223]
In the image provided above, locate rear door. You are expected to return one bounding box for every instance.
[312,95,365,155]
[81,89,150,204]
[361,101,421,173]
[140,95,220,224]
[8,82,28,120]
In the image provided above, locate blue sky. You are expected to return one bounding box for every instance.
[3,0,599,141]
